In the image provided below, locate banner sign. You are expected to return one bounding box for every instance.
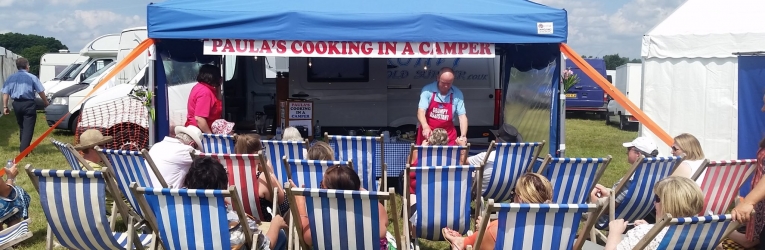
[203,39,495,58]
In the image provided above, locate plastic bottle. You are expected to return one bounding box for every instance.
[2,160,11,177]
[275,124,283,140]
[314,120,321,139]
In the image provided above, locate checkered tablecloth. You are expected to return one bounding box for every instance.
[311,140,412,177]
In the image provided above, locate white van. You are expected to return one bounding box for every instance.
[606,63,642,130]
[45,27,149,131]
[39,51,81,83]
[37,34,120,109]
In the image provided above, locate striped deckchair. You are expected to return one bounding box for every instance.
[262,139,309,184]
[25,166,153,250]
[635,214,739,250]
[469,201,597,250]
[200,133,236,154]
[480,141,545,203]
[285,187,403,250]
[284,158,353,188]
[50,138,89,170]
[538,154,612,204]
[693,159,755,215]
[130,184,253,250]
[325,133,386,191]
[411,144,470,166]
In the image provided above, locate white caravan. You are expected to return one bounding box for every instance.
[606,63,642,130]
[39,51,82,83]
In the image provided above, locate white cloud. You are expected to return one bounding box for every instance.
[49,0,88,5]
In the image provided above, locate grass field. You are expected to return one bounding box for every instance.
[0,112,637,249]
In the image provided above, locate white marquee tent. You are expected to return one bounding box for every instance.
[640,0,765,160]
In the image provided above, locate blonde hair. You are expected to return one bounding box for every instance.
[234,134,262,154]
[674,133,704,160]
[282,127,303,142]
[308,141,335,161]
[654,176,704,217]
[428,128,449,145]
[514,173,553,203]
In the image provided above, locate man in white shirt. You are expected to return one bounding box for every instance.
[468,124,523,195]
[147,125,203,188]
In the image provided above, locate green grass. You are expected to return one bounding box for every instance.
[0,112,636,249]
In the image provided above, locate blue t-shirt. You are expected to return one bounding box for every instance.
[418,81,466,116]
[1,70,44,100]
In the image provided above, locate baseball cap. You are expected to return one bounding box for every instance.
[622,137,658,154]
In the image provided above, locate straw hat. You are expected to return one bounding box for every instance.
[175,125,203,150]
[74,129,114,150]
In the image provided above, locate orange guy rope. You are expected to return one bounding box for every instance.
[560,43,673,146]
[13,39,156,163]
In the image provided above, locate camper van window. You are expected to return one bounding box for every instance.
[53,63,81,80]
[307,58,369,82]
[82,59,114,80]
[83,61,116,85]
[264,56,288,82]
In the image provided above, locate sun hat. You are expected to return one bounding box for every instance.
[74,129,114,150]
[211,119,235,135]
[623,136,658,154]
[175,125,203,150]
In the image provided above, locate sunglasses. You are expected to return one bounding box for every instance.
[654,195,661,203]
[671,146,680,152]
[626,147,634,154]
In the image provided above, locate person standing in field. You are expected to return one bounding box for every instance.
[2,58,48,153]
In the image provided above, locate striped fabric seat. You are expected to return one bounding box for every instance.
[97,148,165,219]
[284,158,352,188]
[472,202,596,250]
[200,133,235,154]
[194,152,272,221]
[0,218,31,248]
[645,214,739,250]
[481,141,544,202]
[130,185,252,250]
[26,168,153,250]
[326,134,384,191]
[412,145,468,166]
[50,138,85,170]
[406,165,476,241]
[262,140,308,184]
[695,160,755,215]
[595,156,683,230]
[286,188,400,250]
[538,154,611,204]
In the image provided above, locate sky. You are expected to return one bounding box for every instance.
[0,0,686,59]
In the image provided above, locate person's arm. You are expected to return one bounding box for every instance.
[455,95,468,137]
[2,93,9,115]
[604,219,628,250]
[0,164,18,198]
[733,176,765,222]
[458,114,468,138]
[38,92,49,107]
[34,77,48,107]
[192,93,214,133]
[195,117,211,133]
[418,91,432,136]
[670,162,693,178]
[377,202,388,238]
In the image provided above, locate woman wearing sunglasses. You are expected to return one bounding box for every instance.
[668,133,707,184]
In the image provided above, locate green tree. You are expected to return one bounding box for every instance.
[0,32,68,76]
[603,53,630,70]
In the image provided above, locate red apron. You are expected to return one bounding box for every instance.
[416,91,458,146]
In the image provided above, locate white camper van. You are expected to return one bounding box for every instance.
[606,63,642,130]
[39,51,81,83]
[36,34,119,109]
[45,27,149,131]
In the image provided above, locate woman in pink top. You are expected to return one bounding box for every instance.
[185,64,223,133]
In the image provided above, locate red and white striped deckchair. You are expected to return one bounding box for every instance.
[692,159,755,216]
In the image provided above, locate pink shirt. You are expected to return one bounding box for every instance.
[185,82,222,127]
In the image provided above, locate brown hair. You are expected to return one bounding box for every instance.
[234,134,262,154]
[16,58,28,70]
[514,173,554,203]
[196,64,221,86]
[320,165,360,190]
[427,128,449,146]
[308,141,334,161]
[674,133,705,160]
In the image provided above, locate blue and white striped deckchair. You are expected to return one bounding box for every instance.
[470,201,597,250]
[537,154,611,204]
[411,144,469,167]
[200,133,235,154]
[50,138,88,170]
[325,134,385,191]
[285,187,403,250]
[284,158,352,188]
[480,141,545,203]
[590,155,683,241]
[97,147,167,222]
[0,215,31,249]
[636,214,739,250]
[404,165,476,241]
[262,139,309,184]
[130,184,253,250]
[25,166,153,250]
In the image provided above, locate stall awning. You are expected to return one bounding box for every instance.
[147,0,567,44]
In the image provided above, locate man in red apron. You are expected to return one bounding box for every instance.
[416,67,468,146]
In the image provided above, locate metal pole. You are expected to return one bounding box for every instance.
[558,53,566,157]
[148,46,156,146]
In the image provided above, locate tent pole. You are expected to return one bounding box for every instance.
[558,53,566,158]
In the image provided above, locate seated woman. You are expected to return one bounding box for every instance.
[281,126,309,157]
[233,134,290,220]
[289,165,392,249]
[408,128,467,193]
[604,176,703,249]
[442,173,553,250]
[668,133,707,184]
[307,141,334,161]
[0,164,30,229]
[184,157,287,250]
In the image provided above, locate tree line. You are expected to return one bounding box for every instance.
[580,54,642,70]
[0,33,68,76]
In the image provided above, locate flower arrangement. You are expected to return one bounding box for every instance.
[562,67,580,92]
[130,85,155,121]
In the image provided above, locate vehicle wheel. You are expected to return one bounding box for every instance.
[605,113,612,125]
[105,123,149,151]
[619,116,627,130]
[69,112,80,132]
